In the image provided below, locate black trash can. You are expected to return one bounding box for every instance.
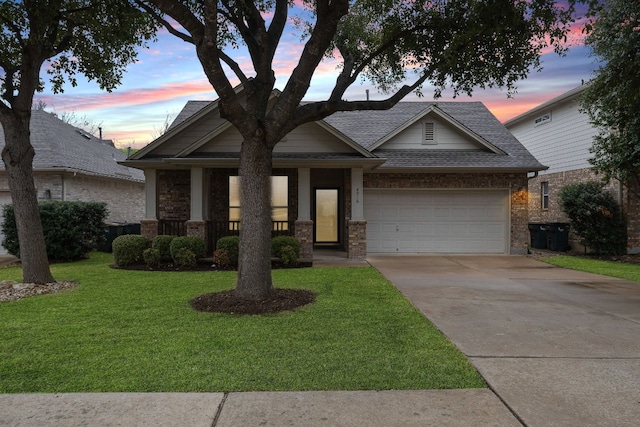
[99,223,125,253]
[123,222,141,235]
[546,222,570,252]
[528,223,548,249]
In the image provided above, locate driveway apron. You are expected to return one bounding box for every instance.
[368,254,640,427]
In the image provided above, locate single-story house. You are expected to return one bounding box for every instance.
[505,85,640,254]
[124,91,545,259]
[0,109,145,253]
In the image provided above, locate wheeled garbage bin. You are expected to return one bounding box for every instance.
[546,222,570,252]
[528,223,548,249]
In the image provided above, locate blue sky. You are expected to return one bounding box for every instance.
[34,12,599,149]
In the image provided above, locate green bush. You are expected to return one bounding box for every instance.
[143,248,162,269]
[173,247,196,269]
[271,236,300,265]
[216,236,240,264]
[2,201,108,261]
[169,236,205,261]
[152,235,174,262]
[559,181,627,255]
[112,235,150,267]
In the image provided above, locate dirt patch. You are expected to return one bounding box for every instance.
[190,288,316,315]
[0,281,76,302]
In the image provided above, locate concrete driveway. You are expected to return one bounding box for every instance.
[368,254,640,427]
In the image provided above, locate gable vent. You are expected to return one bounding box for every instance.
[423,122,436,145]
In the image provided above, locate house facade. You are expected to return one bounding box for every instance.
[505,85,640,253]
[0,110,145,253]
[125,94,545,259]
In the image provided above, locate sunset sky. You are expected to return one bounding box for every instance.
[33,8,600,149]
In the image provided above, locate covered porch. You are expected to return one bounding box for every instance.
[140,165,371,260]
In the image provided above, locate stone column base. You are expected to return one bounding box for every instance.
[347,220,367,259]
[141,219,159,241]
[186,220,206,241]
[295,220,314,261]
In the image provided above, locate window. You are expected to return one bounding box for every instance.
[534,112,552,126]
[423,121,436,145]
[541,181,549,210]
[229,176,289,229]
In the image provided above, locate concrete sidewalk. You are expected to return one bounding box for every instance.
[2,254,640,426]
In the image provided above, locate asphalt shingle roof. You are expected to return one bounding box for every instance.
[324,102,545,170]
[0,110,144,182]
[156,99,545,171]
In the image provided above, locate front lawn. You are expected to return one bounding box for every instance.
[541,255,640,282]
[0,252,484,392]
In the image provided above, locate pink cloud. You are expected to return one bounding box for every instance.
[38,79,216,112]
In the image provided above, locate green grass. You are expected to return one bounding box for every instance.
[541,256,640,282]
[0,252,484,393]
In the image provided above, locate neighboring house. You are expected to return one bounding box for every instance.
[0,109,145,254]
[505,85,640,253]
[124,90,545,260]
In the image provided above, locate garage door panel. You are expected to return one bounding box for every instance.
[365,190,508,254]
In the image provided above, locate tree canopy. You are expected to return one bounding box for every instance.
[0,1,156,284]
[582,0,640,196]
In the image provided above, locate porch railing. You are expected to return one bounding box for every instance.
[158,220,295,254]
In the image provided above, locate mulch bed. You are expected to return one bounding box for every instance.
[190,288,316,315]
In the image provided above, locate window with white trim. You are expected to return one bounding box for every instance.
[541,181,549,210]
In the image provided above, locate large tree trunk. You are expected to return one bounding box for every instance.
[235,136,274,299]
[0,111,55,284]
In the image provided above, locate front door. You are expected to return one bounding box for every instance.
[314,188,339,245]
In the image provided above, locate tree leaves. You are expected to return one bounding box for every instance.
[581,0,640,196]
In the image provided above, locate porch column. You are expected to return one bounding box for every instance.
[141,169,158,241]
[186,167,206,242]
[348,167,367,259]
[295,167,313,260]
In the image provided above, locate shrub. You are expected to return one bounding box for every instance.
[213,249,231,269]
[2,201,108,261]
[170,236,205,261]
[152,235,174,262]
[143,248,162,269]
[112,235,150,267]
[173,247,196,269]
[559,181,627,255]
[271,236,300,265]
[216,236,240,264]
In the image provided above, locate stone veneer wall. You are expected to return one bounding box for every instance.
[364,172,530,254]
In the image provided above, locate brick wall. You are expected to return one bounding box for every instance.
[347,220,367,259]
[527,168,637,253]
[0,172,144,224]
[158,170,190,221]
[364,172,530,254]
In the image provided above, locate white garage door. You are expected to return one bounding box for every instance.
[364,189,508,254]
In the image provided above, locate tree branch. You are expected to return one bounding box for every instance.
[291,73,431,129]
[218,49,249,84]
[135,0,194,44]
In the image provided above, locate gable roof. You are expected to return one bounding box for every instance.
[325,101,545,171]
[504,85,587,128]
[0,110,144,182]
[128,96,545,173]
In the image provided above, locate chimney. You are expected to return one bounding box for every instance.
[99,127,103,141]
[366,89,370,101]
